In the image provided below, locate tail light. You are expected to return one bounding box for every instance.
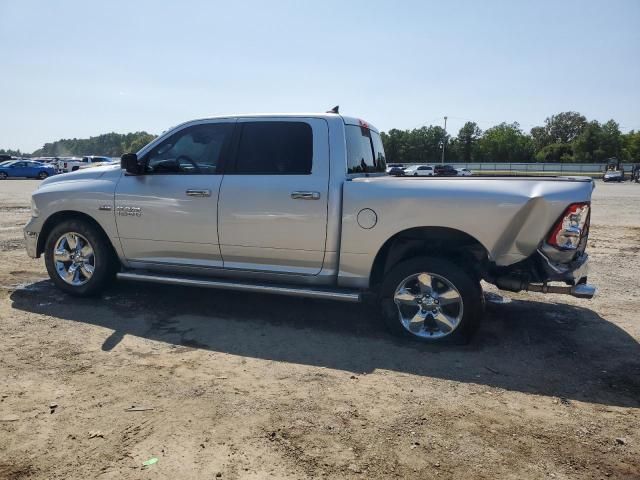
[547,202,590,250]
[63,162,67,168]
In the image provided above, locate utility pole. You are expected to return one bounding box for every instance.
[441,116,448,164]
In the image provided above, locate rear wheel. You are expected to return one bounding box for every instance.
[44,219,117,296]
[380,256,482,344]
[38,171,49,179]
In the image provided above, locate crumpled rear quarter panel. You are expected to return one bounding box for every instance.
[338,177,593,288]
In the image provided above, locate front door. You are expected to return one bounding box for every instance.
[218,118,330,275]
[114,120,235,269]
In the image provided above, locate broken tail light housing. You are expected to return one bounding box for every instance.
[547,202,590,250]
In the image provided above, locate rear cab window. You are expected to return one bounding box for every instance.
[345,122,386,174]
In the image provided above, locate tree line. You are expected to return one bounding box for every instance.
[0,132,157,158]
[2,112,639,164]
[381,112,640,164]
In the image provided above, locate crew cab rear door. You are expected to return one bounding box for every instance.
[218,117,329,275]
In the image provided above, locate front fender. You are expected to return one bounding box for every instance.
[25,168,124,261]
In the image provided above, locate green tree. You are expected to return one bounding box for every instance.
[477,122,534,162]
[573,121,604,162]
[544,111,587,143]
[572,120,623,163]
[0,148,25,157]
[530,126,552,151]
[622,130,640,162]
[31,131,156,157]
[599,120,622,159]
[380,126,447,164]
[535,143,574,162]
[454,122,482,162]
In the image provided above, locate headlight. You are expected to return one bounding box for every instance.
[30,198,39,218]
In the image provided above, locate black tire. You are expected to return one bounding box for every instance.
[413,173,418,176]
[0,172,7,180]
[379,256,483,344]
[72,166,79,171]
[44,219,118,296]
[38,171,49,179]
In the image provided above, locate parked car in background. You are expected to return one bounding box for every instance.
[603,170,624,182]
[387,166,406,176]
[32,157,60,165]
[0,154,13,162]
[385,163,404,173]
[405,165,434,176]
[79,156,115,170]
[57,156,112,173]
[0,160,57,179]
[434,164,458,176]
[456,168,472,176]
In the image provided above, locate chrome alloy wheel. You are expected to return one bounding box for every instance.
[53,232,95,286]
[393,272,464,339]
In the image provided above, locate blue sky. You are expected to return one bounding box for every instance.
[1,0,638,152]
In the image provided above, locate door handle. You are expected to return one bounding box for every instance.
[291,191,320,200]
[186,189,211,197]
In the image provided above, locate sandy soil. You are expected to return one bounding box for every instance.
[0,179,638,479]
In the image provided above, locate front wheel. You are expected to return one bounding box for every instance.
[0,172,7,180]
[380,256,483,344]
[44,219,117,296]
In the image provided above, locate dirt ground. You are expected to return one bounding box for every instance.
[0,179,638,480]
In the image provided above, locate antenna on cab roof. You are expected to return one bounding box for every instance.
[326,105,339,114]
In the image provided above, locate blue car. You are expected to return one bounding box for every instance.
[0,160,57,180]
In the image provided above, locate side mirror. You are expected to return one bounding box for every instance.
[121,153,142,175]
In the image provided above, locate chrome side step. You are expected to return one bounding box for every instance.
[116,271,362,303]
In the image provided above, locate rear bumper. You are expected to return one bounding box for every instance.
[494,251,596,299]
[538,249,590,285]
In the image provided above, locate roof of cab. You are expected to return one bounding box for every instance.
[172,113,380,134]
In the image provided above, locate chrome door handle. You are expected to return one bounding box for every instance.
[291,191,320,200]
[186,189,211,197]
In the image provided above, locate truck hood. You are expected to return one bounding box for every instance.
[39,164,121,188]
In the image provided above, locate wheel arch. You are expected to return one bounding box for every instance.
[37,210,118,258]
[369,226,490,289]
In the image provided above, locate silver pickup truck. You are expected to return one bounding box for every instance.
[24,113,595,344]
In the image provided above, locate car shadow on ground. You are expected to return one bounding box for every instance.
[10,279,640,408]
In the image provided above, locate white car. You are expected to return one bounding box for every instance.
[79,157,116,170]
[456,168,472,176]
[405,165,434,176]
[57,156,112,173]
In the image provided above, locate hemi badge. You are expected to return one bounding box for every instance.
[98,205,113,211]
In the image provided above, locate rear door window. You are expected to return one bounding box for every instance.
[234,122,312,175]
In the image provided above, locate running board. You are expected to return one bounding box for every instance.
[116,271,362,303]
